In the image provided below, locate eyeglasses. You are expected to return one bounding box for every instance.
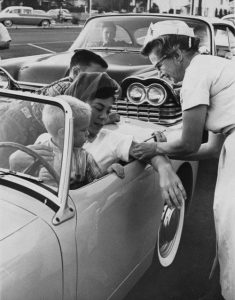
[154,54,169,71]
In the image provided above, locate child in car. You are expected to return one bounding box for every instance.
[34,95,103,188]
[10,95,123,188]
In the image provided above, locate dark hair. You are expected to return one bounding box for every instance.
[141,35,200,57]
[65,72,120,102]
[70,49,108,69]
[95,87,117,99]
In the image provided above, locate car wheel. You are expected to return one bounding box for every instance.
[40,20,50,27]
[3,20,13,27]
[157,201,185,267]
[157,163,193,267]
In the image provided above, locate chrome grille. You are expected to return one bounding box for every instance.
[113,97,182,126]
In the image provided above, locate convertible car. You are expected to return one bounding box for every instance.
[0,13,234,126]
[0,90,198,300]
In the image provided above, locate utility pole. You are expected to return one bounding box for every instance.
[147,0,152,12]
[198,0,202,15]
[191,0,195,15]
[87,0,92,16]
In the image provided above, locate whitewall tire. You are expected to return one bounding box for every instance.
[157,199,185,267]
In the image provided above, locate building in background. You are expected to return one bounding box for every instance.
[0,0,234,15]
[153,0,232,16]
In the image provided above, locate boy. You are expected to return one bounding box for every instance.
[36,95,103,188]
[36,49,108,97]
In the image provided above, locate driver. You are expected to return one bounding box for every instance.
[102,22,117,46]
[101,21,130,47]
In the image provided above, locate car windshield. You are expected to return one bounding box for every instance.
[70,15,212,53]
[0,95,66,193]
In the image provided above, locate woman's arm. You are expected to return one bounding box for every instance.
[132,105,208,160]
[181,131,225,161]
[129,141,187,208]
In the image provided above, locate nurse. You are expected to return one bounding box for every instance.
[132,20,235,300]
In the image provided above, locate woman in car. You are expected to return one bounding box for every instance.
[132,20,235,300]
[10,72,186,208]
[64,72,186,208]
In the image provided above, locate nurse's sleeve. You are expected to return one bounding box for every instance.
[181,62,211,111]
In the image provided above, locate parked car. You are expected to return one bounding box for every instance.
[0,14,234,125]
[33,9,47,15]
[47,8,72,22]
[0,6,54,27]
[222,13,235,26]
[0,90,198,300]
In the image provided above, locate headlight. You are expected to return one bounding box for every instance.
[0,70,10,89]
[127,82,166,106]
[127,83,146,105]
[147,84,166,106]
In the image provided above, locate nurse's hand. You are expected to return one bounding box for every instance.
[132,142,157,160]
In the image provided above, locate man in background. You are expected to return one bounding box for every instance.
[0,23,11,49]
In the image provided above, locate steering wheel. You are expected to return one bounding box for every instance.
[0,142,60,184]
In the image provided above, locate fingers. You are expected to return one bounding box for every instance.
[109,112,120,122]
[107,163,125,179]
[168,186,182,209]
[161,184,186,209]
[105,112,120,124]
[161,190,173,208]
[28,144,54,161]
[177,181,187,200]
[132,143,156,160]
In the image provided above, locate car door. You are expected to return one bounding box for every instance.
[7,8,21,24]
[69,160,164,300]
[19,8,35,25]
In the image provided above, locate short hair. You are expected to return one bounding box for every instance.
[141,35,200,57]
[70,49,108,70]
[42,95,91,136]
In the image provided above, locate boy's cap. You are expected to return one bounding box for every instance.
[142,20,195,52]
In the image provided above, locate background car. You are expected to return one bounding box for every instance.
[0,90,198,300]
[222,13,235,26]
[47,8,72,22]
[0,14,234,126]
[33,9,47,15]
[0,6,54,27]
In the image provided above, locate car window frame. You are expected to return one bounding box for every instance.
[0,89,75,224]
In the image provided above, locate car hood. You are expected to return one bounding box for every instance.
[0,199,37,241]
[1,50,154,85]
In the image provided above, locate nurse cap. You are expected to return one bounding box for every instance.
[142,20,195,53]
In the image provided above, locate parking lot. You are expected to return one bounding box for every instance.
[0,26,218,300]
